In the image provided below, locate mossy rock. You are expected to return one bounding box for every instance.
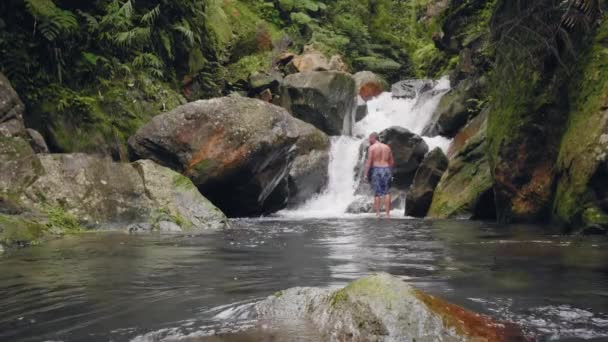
[428,123,494,219]
[352,56,402,82]
[553,19,608,230]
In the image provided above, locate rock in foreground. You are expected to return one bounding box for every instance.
[129,95,300,217]
[256,273,528,342]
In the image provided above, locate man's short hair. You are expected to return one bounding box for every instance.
[369,132,378,140]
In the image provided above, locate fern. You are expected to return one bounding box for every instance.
[173,20,195,45]
[114,27,151,48]
[141,5,161,25]
[25,0,77,41]
[159,31,174,60]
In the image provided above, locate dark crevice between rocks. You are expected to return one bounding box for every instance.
[472,188,497,221]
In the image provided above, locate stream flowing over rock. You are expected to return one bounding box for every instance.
[279,71,356,136]
[128,95,303,217]
[406,148,449,217]
[256,273,528,342]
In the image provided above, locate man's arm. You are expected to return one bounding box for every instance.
[364,146,373,182]
[388,147,395,169]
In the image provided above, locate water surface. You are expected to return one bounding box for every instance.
[0,218,607,341]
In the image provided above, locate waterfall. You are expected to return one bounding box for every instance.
[281,78,452,218]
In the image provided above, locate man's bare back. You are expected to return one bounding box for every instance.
[368,143,393,167]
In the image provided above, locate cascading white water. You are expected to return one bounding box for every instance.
[282,78,452,218]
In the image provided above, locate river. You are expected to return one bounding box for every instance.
[0,218,607,341]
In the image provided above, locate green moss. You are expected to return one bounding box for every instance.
[553,19,608,227]
[428,128,493,218]
[150,208,191,230]
[0,214,47,246]
[45,206,82,234]
[273,290,284,298]
[582,207,608,227]
[172,174,196,190]
[225,52,272,83]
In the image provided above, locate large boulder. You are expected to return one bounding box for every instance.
[406,148,449,217]
[280,71,356,136]
[428,120,495,219]
[288,121,331,207]
[16,154,227,230]
[353,71,388,101]
[379,127,429,189]
[553,21,608,232]
[129,95,301,217]
[0,136,43,214]
[256,273,527,341]
[0,73,26,137]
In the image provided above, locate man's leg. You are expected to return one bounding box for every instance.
[374,196,380,217]
[385,193,391,217]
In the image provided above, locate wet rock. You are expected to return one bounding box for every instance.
[406,148,449,217]
[379,127,429,189]
[353,71,388,101]
[447,107,488,158]
[129,95,300,217]
[280,71,356,136]
[288,121,330,206]
[256,273,528,342]
[0,72,25,138]
[25,128,49,153]
[428,120,495,219]
[128,222,152,233]
[423,78,479,138]
[355,97,368,122]
[392,79,436,99]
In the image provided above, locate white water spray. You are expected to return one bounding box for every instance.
[282,78,452,218]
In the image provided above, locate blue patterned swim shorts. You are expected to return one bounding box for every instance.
[370,167,392,196]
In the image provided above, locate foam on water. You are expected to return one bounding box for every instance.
[282,77,452,218]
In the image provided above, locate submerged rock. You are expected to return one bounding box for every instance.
[406,148,449,217]
[280,71,356,136]
[256,273,528,341]
[288,121,330,207]
[129,95,300,217]
[379,127,429,189]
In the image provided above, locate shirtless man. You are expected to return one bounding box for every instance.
[364,132,395,217]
